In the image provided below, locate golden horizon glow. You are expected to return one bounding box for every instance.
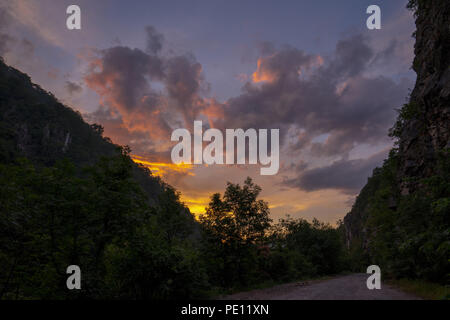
[131,154,346,225]
[180,196,210,218]
[131,155,195,177]
[131,155,208,217]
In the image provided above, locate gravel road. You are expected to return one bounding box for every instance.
[224,273,420,300]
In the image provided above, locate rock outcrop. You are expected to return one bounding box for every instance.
[398,0,450,194]
[343,0,449,280]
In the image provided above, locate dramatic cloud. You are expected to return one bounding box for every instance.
[145,26,164,55]
[327,34,372,78]
[84,26,412,194]
[84,44,169,138]
[0,1,416,221]
[251,46,320,83]
[65,81,83,95]
[284,150,388,194]
[164,54,205,124]
[85,46,165,109]
[84,26,213,156]
[219,35,412,159]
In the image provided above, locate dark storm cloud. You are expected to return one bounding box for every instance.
[84,45,170,139]
[284,150,388,194]
[221,34,412,158]
[65,81,82,95]
[220,47,321,130]
[164,54,204,123]
[307,75,411,157]
[145,25,164,55]
[84,27,207,143]
[84,27,411,193]
[327,34,373,78]
[86,46,165,111]
[256,45,318,80]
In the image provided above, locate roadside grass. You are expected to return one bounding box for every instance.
[387,278,449,300]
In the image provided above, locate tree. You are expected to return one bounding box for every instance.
[201,177,271,245]
[199,177,272,287]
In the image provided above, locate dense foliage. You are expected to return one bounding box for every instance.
[199,178,348,292]
[347,147,449,284]
[0,149,206,299]
[0,163,348,299]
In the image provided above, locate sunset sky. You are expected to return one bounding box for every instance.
[0,0,416,223]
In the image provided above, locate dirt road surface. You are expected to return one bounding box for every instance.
[224,274,420,300]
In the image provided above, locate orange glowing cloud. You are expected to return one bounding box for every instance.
[316,55,324,66]
[252,51,324,84]
[131,155,194,178]
[84,56,172,142]
[197,98,225,128]
[252,57,277,83]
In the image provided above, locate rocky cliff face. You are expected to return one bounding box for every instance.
[398,0,450,194]
[0,58,117,165]
[343,0,450,279]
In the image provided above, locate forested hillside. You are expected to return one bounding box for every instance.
[0,57,200,299]
[344,0,449,284]
[0,58,171,205]
[0,57,348,299]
